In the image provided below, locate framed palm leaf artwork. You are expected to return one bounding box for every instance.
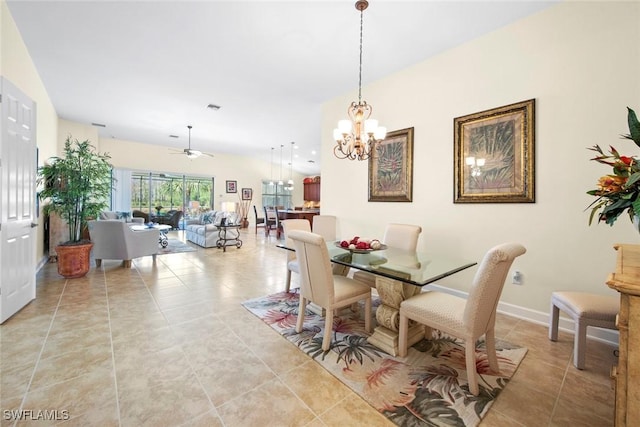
[368,127,414,202]
[454,99,535,203]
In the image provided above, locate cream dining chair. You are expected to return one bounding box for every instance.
[282,219,311,292]
[288,230,372,351]
[398,242,526,395]
[353,223,422,288]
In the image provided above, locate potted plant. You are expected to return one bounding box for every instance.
[38,137,113,278]
[587,107,640,228]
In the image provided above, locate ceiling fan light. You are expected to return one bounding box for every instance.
[187,150,202,159]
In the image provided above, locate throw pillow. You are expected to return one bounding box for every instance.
[213,211,225,226]
[202,211,215,224]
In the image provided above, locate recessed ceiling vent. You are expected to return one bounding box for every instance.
[169,135,179,138]
[207,104,221,110]
[91,122,106,127]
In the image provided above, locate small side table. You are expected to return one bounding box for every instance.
[215,225,242,252]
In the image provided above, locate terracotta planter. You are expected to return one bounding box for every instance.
[55,242,93,278]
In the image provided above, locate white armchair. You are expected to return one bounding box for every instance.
[88,220,159,268]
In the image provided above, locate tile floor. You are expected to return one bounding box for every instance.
[1,229,617,426]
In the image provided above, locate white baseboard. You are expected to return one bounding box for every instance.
[424,284,619,347]
[36,256,48,273]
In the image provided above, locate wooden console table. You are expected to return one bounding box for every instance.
[606,243,640,427]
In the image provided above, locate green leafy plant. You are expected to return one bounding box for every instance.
[38,137,113,244]
[587,107,640,226]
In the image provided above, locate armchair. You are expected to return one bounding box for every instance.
[161,210,183,229]
[88,220,159,268]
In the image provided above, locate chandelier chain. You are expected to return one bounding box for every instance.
[358,7,364,104]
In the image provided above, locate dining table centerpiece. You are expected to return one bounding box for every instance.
[587,107,640,229]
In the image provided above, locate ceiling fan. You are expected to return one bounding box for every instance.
[169,125,214,159]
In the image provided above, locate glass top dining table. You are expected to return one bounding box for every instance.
[278,241,477,287]
[278,240,477,355]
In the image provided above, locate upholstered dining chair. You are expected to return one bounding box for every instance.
[288,230,372,351]
[253,205,266,234]
[88,220,159,268]
[282,219,311,292]
[398,242,526,395]
[353,223,422,288]
[312,215,337,242]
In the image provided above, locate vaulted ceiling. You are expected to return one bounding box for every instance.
[7,0,555,175]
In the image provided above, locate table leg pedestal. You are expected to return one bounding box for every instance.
[367,276,423,356]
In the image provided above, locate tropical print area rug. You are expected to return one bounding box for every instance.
[242,290,527,427]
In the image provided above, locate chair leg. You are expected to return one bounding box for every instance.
[466,340,479,395]
[285,269,292,293]
[574,319,587,369]
[485,329,499,372]
[123,260,131,268]
[322,309,334,351]
[398,312,408,357]
[95,259,102,267]
[549,302,560,341]
[296,297,307,333]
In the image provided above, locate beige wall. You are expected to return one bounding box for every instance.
[322,1,640,317]
[1,0,58,266]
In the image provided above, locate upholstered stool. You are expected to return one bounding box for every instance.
[549,291,619,369]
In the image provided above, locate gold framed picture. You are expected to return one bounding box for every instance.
[454,99,535,203]
[368,127,414,202]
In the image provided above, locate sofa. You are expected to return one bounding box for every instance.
[184,211,240,248]
[184,211,222,248]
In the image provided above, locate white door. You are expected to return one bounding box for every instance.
[0,77,37,323]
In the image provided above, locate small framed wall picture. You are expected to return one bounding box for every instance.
[241,188,253,200]
[226,180,237,193]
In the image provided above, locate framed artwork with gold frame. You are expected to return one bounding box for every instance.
[454,99,535,203]
[368,127,414,202]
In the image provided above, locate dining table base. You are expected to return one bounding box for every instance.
[367,276,425,356]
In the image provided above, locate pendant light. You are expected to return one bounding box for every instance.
[286,141,295,191]
[333,0,386,161]
[269,147,275,186]
[278,144,284,186]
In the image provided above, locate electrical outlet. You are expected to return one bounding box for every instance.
[512,271,522,285]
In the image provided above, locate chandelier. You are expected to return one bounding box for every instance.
[333,0,386,161]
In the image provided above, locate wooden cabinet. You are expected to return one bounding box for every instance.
[606,244,640,427]
[304,181,320,202]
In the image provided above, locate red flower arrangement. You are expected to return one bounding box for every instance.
[587,107,640,226]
